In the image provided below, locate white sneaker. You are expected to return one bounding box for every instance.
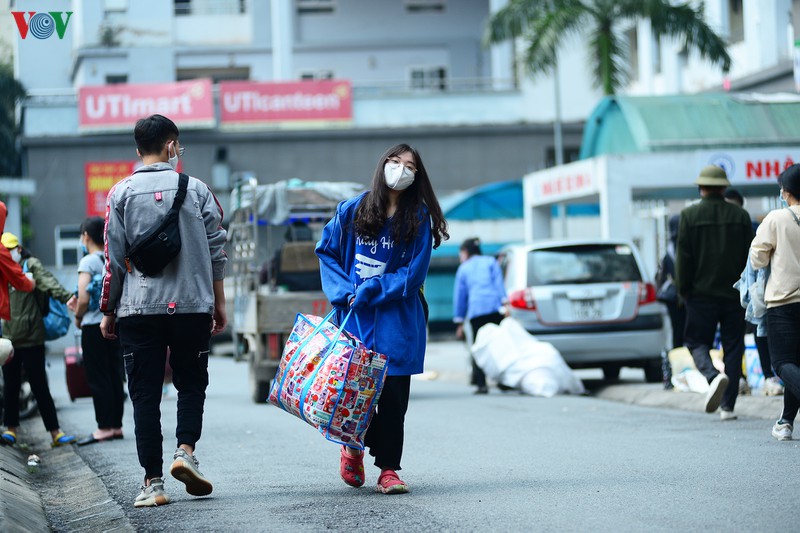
[134,477,170,508]
[704,374,729,413]
[170,448,213,496]
[772,420,793,441]
[763,377,785,396]
[720,409,737,421]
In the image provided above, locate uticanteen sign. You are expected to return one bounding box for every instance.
[219,80,352,126]
[79,79,215,132]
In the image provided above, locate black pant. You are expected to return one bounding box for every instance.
[82,324,125,429]
[754,334,774,379]
[767,304,800,424]
[2,344,60,431]
[469,312,505,388]
[364,375,410,471]
[684,297,745,411]
[665,301,686,349]
[119,314,211,480]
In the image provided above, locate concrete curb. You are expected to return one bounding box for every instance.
[593,383,783,420]
[0,438,50,533]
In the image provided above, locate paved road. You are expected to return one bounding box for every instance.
[10,341,799,532]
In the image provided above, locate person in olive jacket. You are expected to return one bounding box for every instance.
[1,232,77,447]
[676,165,754,420]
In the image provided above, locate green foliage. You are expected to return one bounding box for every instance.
[486,0,731,95]
[0,63,25,176]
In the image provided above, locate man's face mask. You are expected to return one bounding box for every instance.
[167,141,180,170]
[10,248,21,263]
[779,189,789,208]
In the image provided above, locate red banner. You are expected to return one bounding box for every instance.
[219,80,352,126]
[84,161,136,216]
[79,79,215,132]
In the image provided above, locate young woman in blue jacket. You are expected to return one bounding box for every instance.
[316,143,448,494]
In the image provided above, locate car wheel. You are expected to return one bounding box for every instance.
[602,364,621,381]
[643,359,663,384]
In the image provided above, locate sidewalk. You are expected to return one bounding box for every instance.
[423,339,784,420]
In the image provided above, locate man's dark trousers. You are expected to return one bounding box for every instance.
[119,313,211,480]
[684,296,745,411]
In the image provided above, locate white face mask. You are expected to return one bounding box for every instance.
[167,142,179,170]
[10,249,20,263]
[384,162,415,191]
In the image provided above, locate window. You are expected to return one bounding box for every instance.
[174,0,246,16]
[176,67,250,83]
[527,245,642,286]
[104,0,127,12]
[409,66,447,91]
[405,0,445,13]
[297,0,335,14]
[626,27,639,82]
[105,74,128,85]
[653,35,661,75]
[544,147,580,168]
[299,70,334,80]
[728,0,744,43]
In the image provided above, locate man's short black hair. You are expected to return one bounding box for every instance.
[134,114,179,156]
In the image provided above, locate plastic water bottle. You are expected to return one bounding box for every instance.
[26,454,40,474]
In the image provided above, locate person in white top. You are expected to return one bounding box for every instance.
[749,164,800,441]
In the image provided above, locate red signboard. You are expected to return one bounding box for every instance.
[84,161,136,216]
[79,79,215,132]
[219,80,352,126]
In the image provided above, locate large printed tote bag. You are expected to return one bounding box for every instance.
[268,309,388,450]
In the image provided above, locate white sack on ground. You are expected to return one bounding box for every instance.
[472,317,585,397]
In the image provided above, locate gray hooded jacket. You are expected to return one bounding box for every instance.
[101,163,227,318]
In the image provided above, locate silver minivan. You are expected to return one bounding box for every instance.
[498,240,668,382]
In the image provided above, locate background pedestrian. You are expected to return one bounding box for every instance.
[676,165,753,420]
[749,163,800,440]
[0,231,77,447]
[453,237,507,394]
[74,216,126,446]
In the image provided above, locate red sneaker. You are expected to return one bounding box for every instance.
[339,446,365,487]
[376,469,409,494]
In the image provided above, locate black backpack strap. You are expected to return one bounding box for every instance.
[172,173,189,210]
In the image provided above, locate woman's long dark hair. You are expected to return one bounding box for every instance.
[353,144,449,249]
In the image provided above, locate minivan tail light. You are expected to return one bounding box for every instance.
[509,288,536,310]
[638,282,657,305]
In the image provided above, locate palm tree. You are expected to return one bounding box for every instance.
[487,0,731,95]
[0,63,25,176]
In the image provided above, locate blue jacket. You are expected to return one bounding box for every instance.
[453,255,506,323]
[734,260,770,336]
[315,192,432,375]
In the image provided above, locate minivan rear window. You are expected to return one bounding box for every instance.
[526,244,642,285]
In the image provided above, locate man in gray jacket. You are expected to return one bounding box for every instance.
[100,114,227,508]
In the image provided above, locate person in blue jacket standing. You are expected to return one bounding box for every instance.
[453,237,507,394]
[316,143,448,494]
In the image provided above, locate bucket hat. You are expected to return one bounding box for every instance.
[695,165,731,187]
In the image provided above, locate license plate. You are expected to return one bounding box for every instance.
[572,299,601,321]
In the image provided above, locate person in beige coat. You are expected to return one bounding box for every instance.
[749,163,800,441]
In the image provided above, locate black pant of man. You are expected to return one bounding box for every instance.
[684,297,745,411]
[469,312,505,389]
[82,324,126,430]
[119,314,211,481]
